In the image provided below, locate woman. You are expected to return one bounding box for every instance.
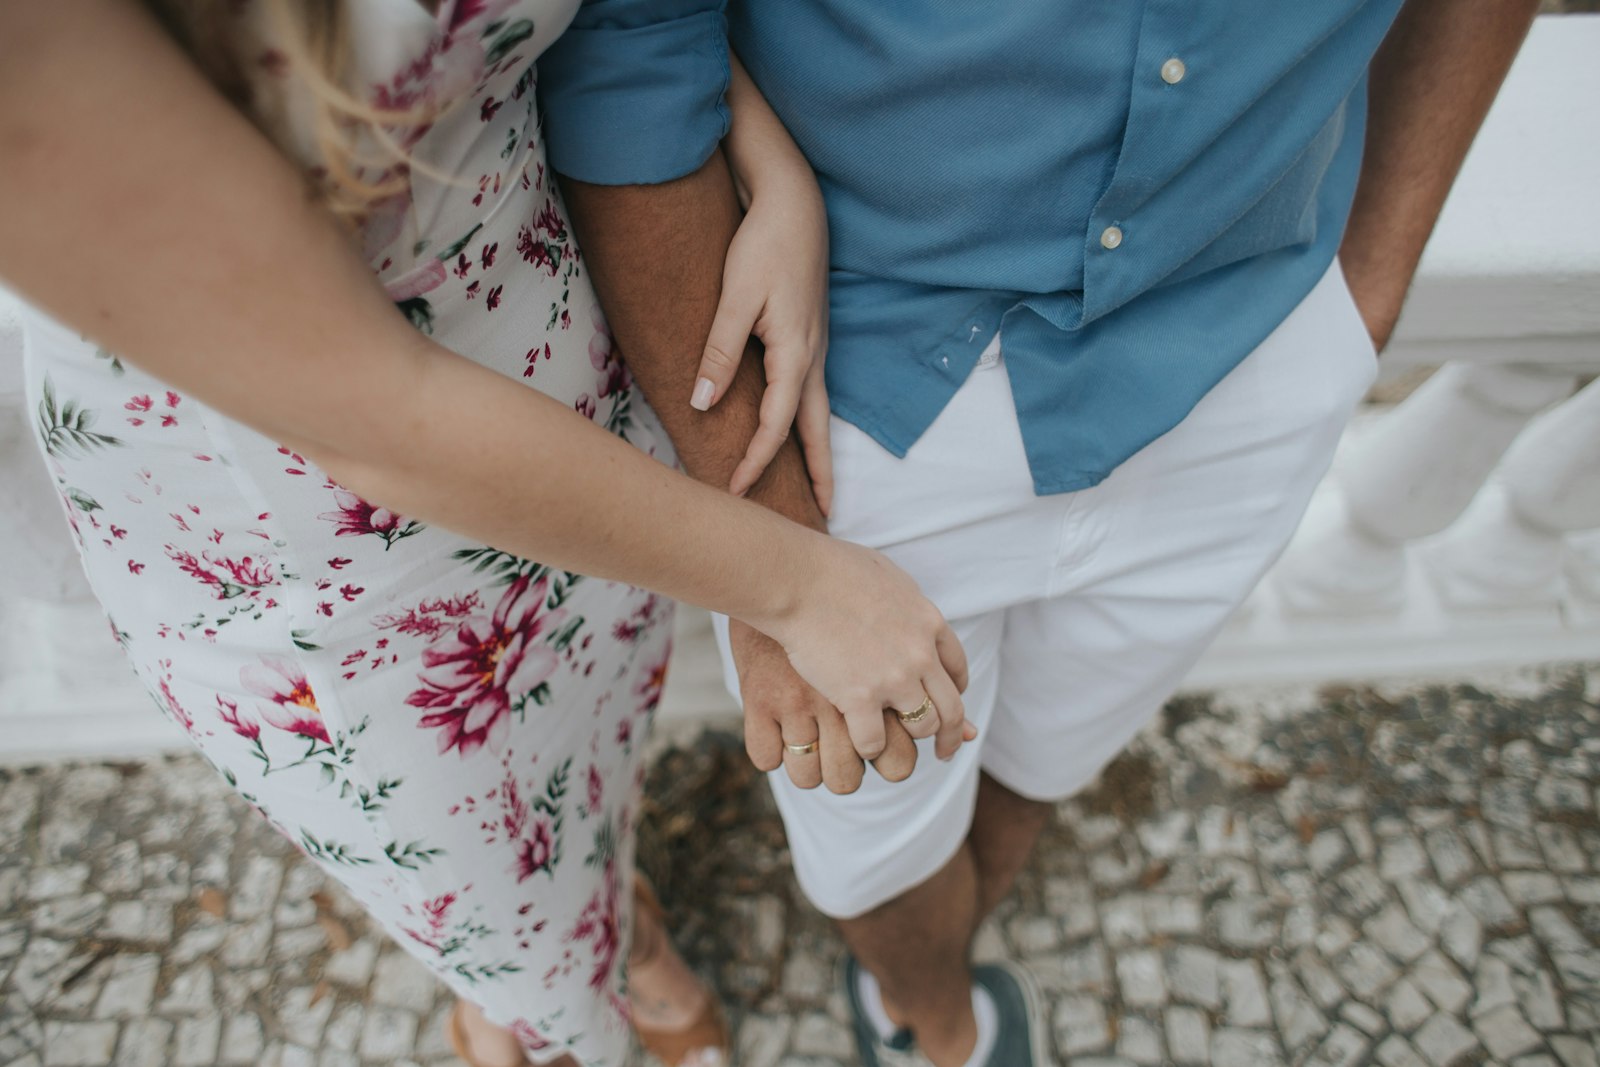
[0,2,971,1065]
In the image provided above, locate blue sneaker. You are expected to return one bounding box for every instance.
[971,961,1048,1067]
[841,956,1047,1067]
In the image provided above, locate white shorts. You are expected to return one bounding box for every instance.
[714,260,1379,919]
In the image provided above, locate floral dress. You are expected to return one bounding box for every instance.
[21,1,674,1063]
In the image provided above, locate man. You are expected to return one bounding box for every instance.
[542,1,1541,1063]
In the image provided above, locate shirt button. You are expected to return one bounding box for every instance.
[1161,57,1187,84]
[1100,225,1124,250]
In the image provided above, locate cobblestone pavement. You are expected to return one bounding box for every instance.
[4,664,1600,1067]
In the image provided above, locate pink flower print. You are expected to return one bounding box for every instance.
[127,560,145,575]
[125,395,153,413]
[465,280,481,299]
[637,648,670,717]
[157,675,195,735]
[508,1021,553,1054]
[575,394,597,420]
[589,320,630,398]
[328,557,353,570]
[339,584,364,602]
[514,817,555,881]
[318,488,423,548]
[405,576,563,757]
[242,654,329,743]
[522,342,552,379]
[454,253,472,280]
[479,96,502,122]
[516,225,559,277]
[217,696,261,741]
[567,862,622,993]
[375,593,482,640]
[399,891,457,955]
[165,391,181,408]
[480,242,497,269]
[585,764,603,816]
[486,285,503,311]
[166,547,277,600]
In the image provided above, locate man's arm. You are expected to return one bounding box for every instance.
[1340,0,1541,349]
[559,154,921,793]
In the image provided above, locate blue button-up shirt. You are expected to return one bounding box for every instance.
[540,1,1403,494]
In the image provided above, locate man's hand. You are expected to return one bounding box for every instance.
[558,150,965,782]
[730,618,918,793]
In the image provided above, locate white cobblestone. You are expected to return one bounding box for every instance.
[1413,1014,1480,1066]
[1164,1006,1210,1066]
[42,1021,118,1067]
[1054,994,1111,1056]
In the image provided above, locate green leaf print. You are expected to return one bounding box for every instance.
[291,630,322,652]
[548,616,585,653]
[436,223,484,262]
[484,19,534,64]
[451,547,549,586]
[545,572,584,609]
[299,830,375,867]
[65,488,102,513]
[395,296,435,335]
[93,347,126,375]
[584,819,616,869]
[37,377,123,458]
[537,757,570,815]
[384,840,445,870]
[452,960,525,985]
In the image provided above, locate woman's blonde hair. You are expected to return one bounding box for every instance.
[144,0,442,222]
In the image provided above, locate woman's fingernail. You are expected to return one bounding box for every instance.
[963,723,979,740]
[690,378,716,411]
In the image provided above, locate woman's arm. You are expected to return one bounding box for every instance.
[0,0,967,760]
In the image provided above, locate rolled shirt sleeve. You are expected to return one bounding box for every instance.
[537,0,731,185]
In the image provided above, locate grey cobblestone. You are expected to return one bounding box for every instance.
[3,668,1599,1065]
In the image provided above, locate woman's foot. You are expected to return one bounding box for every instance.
[630,883,729,1066]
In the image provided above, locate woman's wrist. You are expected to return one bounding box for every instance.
[734,518,828,642]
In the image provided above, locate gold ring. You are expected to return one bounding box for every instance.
[895,697,935,725]
[784,740,819,756]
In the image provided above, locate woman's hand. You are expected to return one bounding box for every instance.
[693,56,834,515]
[754,537,974,764]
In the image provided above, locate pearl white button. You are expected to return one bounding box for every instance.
[1161,57,1187,85]
[1100,225,1124,250]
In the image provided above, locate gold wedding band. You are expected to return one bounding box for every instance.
[895,696,935,725]
[784,740,820,756]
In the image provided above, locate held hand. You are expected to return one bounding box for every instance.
[692,157,833,514]
[730,618,918,793]
[756,538,973,764]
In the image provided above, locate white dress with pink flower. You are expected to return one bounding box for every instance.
[21,1,673,1063]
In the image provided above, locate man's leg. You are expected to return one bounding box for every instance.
[837,842,983,1067]
[835,772,1052,1067]
[969,772,1054,921]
